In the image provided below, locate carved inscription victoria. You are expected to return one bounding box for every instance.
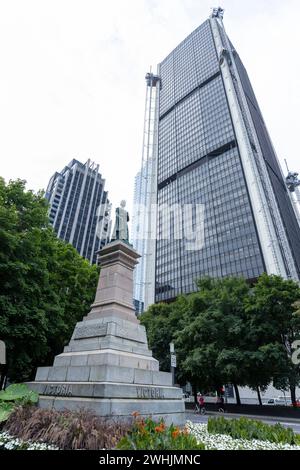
[136,387,164,399]
[44,384,73,396]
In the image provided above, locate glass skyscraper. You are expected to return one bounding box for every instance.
[46,159,111,264]
[132,165,148,314]
[143,8,300,305]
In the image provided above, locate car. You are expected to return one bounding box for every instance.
[276,396,292,406]
[265,398,276,405]
[265,397,292,406]
[182,392,193,402]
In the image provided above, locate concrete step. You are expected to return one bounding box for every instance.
[63,336,153,356]
[53,349,159,371]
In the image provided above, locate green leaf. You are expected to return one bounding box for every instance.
[0,383,38,404]
[0,402,15,423]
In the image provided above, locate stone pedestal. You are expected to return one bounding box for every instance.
[28,240,185,425]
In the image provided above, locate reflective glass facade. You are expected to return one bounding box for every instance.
[232,48,300,277]
[46,159,111,264]
[155,19,270,302]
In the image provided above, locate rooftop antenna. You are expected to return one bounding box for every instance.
[211,6,225,19]
[284,158,290,173]
[284,158,300,192]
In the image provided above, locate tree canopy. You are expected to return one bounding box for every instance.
[141,274,300,405]
[246,273,300,404]
[0,178,99,382]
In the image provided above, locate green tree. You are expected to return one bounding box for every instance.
[0,178,99,382]
[142,276,278,405]
[247,274,300,406]
[45,239,99,361]
[142,273,300,406]
[140,303,173,372]
[140,296,188,373]
[175,277,254,404]
[142,277,253,403]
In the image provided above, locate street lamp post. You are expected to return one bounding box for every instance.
[169,342,176,386]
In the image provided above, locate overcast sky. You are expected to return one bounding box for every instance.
[0,0,299,216]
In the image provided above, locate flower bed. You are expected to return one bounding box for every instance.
[2,405,300,451]
[0,431,58,450]
[186,422,300,450]
[207,416,300,445]
[117,414,204,450]
[3,406,130,450]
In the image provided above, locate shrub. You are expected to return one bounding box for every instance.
[207,416,300,446]
[4,406,130,450]
[0,384,38,423]
[117,414,205,450]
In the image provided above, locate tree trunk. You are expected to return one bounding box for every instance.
[290,384,297,407]
[0,365,7,390]
[192,383,198,404]
[233,383,241,405]
[256,385,262,406]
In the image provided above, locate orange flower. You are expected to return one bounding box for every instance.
[137,421,145,431]
[172,429,180,439]
[155,425,165,433]
[132,411,140,418]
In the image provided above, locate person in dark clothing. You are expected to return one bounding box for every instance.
[217,395,225,412]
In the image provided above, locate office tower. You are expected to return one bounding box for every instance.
[132,167,146,314]
[46,159,111,264]
[142,7,300,306]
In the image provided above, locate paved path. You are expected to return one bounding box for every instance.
[186,411,300,434]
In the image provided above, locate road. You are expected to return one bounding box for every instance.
[186,411,300,434]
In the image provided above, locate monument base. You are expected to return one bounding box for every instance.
[27,241,185,426]
[30,395,184,426]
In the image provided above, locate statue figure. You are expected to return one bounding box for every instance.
[111,200,130,243]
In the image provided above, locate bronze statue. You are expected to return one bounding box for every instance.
[111,200,130,243]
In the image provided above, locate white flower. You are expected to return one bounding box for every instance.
[0,432,59,450]
[185,421,300,451]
